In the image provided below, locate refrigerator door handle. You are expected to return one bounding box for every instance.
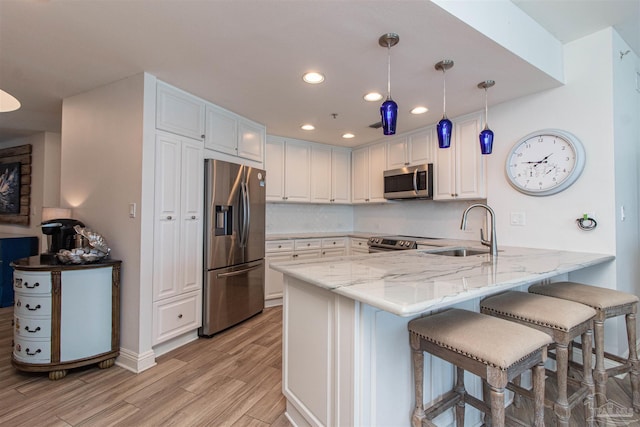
[243,181,251,247]
[216,263,262,278]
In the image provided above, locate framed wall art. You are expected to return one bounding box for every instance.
[0,144,31,225]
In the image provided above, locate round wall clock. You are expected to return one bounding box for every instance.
[505,129,586,196]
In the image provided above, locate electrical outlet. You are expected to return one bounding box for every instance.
[510,212,526,226]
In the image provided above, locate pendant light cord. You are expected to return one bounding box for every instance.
[387,43,392,98]
[484,87,489,128]
[442,69,447,115]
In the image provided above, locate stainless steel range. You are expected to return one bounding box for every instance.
[367,235,420,253]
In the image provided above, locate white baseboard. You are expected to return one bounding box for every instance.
[152,330,199,358]
[116,347,156,373]
[265,297,283,308]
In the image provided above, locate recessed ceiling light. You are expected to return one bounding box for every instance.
[364,92,383,102]
[301,124,315,130]
[303,72,325,84]
[0,89,20,112]
[411,106,428,114]
[342,133,355,139]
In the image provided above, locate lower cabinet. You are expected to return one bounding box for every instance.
[349,237,369,254]
[11,259,121,380]
[265,237,349,302]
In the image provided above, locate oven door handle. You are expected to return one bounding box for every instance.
[413,169,418,194]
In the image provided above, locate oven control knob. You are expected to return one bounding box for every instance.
[400,241,406,246]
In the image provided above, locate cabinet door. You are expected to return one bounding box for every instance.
[284,141,311,202]
[310,145,332,203]
[153,134,182,299]
[386,137,408,169]
[351,147,369,204]
[368,143,387,202]
[180,140,204,294]
[204,105,237,155]
[455,114,486,199]
[408,129,434,166]
[331,149,351,203]
[266,138,285,201]
[265,252,292,300]
[349,237,369,254]
[434,138,456,200]
[156,82,205,140]
[237,119,265,162]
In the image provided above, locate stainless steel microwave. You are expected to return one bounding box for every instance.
[383,164,433,200]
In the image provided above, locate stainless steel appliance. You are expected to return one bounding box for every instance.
[40,218,85,261]
[367,235,419,253]
[383,163,433,200]
[200,159,266,337]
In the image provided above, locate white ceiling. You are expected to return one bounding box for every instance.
[0,0,638,147]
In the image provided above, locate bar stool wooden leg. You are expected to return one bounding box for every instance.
[533,362,546,427]
[555,343,571,427]
[581,329,595,427]
[626,312,640,412]
[454,367,466,426]
[488,384,506,427]
[410,333,425,427]
[593,318,607,409]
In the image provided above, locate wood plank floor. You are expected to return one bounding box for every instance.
[0,305,291,427]
[2,303,640,426]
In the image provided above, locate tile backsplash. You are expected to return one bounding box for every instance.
[266,203,354,234]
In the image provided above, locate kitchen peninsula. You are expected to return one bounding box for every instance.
[271,245,614,427]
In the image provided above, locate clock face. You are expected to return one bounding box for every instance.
[506,129,585,196]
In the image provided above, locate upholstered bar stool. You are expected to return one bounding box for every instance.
[529,281,640,412]
[481,291,597,427]
[409,308,551,427]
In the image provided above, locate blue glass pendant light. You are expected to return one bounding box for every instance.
[478,80,495,155]
[434,60,454,148]
[379,33,399,135]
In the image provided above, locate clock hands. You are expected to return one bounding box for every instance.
[521,153,554,167]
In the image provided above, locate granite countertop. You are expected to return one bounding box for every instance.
[270,246,614,317]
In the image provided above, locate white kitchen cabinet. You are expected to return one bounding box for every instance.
[266,136,311,202]
[310,146,351,204]
[352,142,386,204]
[156,82,205,141]
[152,132,203,344]
[205,104,265,162]
[434,112,487,200]
[386,129,435,169]
[349,237,369,254]
[12,261,121,380]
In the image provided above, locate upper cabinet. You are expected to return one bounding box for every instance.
[266,136,311,202]
[434,112,486,200]
[386,129,434,169]
[310,145,351,204]
[352,142,386,204]
[156,82,205,141]
[205,104,265,163]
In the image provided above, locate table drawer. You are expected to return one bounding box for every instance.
[294,239,322,251]
[13,336,51,363]
[14,295,52,317]
[13,271,52,294]
[265,240,294,253]
[14,314,51,338]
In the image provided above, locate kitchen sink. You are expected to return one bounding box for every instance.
[430,248,490,257]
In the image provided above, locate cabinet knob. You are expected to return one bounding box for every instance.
[306,243,310,246]
[167,215,173,220]
[404,162,409,166]
[278,245,282,248]
[178,314,183,319]
[201,134,206,139]
[293,254,298,258]
[191,215,196,220]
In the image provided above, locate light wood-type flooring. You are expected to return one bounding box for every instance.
[2,303,640,426]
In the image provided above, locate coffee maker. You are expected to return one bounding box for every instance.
[41,218,85,261]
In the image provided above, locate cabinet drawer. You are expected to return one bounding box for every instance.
[321,237,346,248]
[14,314,51,338]
[294,239,322,251]
[153,292,202,344]
[14,295,52,317]
[265,240,294,253]
[13,336,51,363]
[350,238,369,249]
[322,248,347,257]
[13,271,52,294]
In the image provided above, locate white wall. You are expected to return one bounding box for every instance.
[266,203,353,234]
[61,73,148,363]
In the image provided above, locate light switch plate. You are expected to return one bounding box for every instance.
[510,212,526,226]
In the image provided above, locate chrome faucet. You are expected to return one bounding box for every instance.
[460,203,498,257]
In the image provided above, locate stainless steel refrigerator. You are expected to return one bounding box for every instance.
[199,159,266,337]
